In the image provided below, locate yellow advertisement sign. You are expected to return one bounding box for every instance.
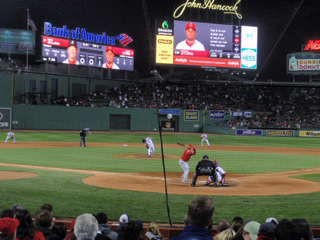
[299,131,320,137]
[184,110,199,121]
[156,35,174,64]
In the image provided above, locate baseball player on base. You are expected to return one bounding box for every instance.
[142,137,155,158]
[200,133,210,146]
[179,144,196,184]
[4,131,16,144]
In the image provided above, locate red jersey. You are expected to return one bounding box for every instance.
[181,147,196,162]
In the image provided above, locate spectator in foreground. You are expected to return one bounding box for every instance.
[292,219,313,240]
[257,222,276,240]
[145,222,162,240]
[242,221,260,240]
[231,217,244,234]
[172,196,214,240]
[215,228,235,240]
[0,217,20,240]
[74,214,99,240]
[274,219,300,240]
[118,220,144,240]
[95,212,118,240]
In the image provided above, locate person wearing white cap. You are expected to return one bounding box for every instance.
[242,221,261,240]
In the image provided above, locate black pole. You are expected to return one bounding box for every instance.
[158,115,173,227]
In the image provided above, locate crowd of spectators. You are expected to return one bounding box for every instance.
[49,83,320,129]
[0,197,318,240]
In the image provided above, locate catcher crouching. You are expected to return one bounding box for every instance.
[191,155,226,187]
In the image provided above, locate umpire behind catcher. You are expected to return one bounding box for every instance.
[80,129,88,147]
[191,155,215,187]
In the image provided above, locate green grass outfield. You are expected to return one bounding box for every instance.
[0,131,319,224]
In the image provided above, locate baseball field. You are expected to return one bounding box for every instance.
[0,131,319,224]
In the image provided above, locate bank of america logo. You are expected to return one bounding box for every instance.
[118,33,133,47]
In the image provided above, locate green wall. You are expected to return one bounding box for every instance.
[12,105,159,131]
[0,71,13,107]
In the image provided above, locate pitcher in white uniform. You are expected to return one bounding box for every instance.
[142,137,156,158]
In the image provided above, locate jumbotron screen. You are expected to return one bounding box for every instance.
[42,36,134,71]
[156,20,258,70]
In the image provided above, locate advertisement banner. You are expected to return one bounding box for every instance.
[236,129,263,136]
[0,108,11,129]
[184,110,199,121]
[299,131,320,138]
[209,110,225,120]
[287,52,320,74]
[156,35,174,64]
[159,109,182,116]
[266,130,294,137]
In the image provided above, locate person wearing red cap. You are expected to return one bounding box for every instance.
[103,46,120,70]
[179,144,196,184]
[176,22,205,51]
[63,41,79,65]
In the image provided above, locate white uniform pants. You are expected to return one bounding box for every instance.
[147,145,155,156]
[179,160,190,183]
[201,138,210,146]
[4,136,16,143]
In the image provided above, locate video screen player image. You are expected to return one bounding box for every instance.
[42,36,134,71]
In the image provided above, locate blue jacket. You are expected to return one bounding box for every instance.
[172,225,213,240]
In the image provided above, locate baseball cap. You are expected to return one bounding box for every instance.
[119,214,130,224]
[265,217,279,225]
[106,46,115,54]
[185,22,197,31]
[243,221,260,240]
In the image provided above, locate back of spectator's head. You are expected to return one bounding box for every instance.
[232,216,244,233]
[187,196,214,228]
[95,212,108,224]
[35,210,53,228]
[121,220,144,240]
[258,222,276,239]
[74,213,98,240]
[217,220,231,232]
[243,221,260,240]
[40,204,53,213]
[275,219,300,240]
[215,228,235,240]
[292,218,313,240]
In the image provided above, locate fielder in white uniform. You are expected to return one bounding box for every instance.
[142,137,155,158]
[200,133,210,146]
[176,22,205,51]
[4,131,16,144]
